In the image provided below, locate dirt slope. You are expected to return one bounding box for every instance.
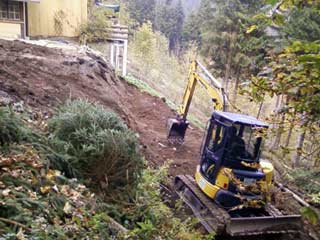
[0,39,203,177]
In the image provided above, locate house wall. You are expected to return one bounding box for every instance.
[28,0,87,38]
[0,22,21,38]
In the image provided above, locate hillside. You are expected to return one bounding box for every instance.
[0,39,202,177]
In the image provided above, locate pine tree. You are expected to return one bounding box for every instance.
[126,0,156,26]
[198,0,267,90]
[154,0,185,54]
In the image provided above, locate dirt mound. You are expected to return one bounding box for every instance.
[0,39,203,177]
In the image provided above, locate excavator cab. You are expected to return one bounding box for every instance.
[200,111,267,174]
[199,111,270,208]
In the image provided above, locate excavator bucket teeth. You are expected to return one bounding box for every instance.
[167,118,189,144]
[227,215,301,236]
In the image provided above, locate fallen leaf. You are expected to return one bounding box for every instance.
[15,186,23,191]
[40,186,51,194]
[63,202,73,215]
[2,189,11,196]
[16,228,25,240]
[52,185,59,193]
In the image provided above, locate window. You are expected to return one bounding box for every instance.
[0,1,21,21]
[208,123,225,152]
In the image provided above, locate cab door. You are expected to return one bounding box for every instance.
[200,119,227,184]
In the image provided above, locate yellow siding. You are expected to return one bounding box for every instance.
[28,0,87,38]
[0,22,21,39]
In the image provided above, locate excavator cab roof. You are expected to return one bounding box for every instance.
[213,111,268,128]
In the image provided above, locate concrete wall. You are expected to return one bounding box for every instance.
[0,22,21,38]
[28,0,87,38]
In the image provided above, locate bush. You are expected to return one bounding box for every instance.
[79,7,112,44]
[48,100,144,196]
[0,107,24,147]
[291,169,320,195]
[103,164,213,240]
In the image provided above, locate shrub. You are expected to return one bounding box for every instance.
[0,107,23,147]
[105,164,214,240]
[48,100,144,196]
[290,169,320,195]
[79,7,112,44]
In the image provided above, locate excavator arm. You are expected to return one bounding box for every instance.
[167,60,227,143]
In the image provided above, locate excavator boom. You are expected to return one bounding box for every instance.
[167,60,226,144]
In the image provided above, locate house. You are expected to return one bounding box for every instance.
[0,0,87,39]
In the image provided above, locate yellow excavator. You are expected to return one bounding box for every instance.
[167,60,301,236]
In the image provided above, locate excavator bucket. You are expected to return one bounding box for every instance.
[167,117,189,144]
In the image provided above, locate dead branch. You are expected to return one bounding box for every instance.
[0,217,31,232]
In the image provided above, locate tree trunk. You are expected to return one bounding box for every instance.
[284,117,295,147]
[292,113,307,168]
[272,113,285,150]
[224,32,236,90]
[232,65,241,104]
[256,101,264,120]
[271,95,284,150]
[292,129,306,168]
[314,155,320,168]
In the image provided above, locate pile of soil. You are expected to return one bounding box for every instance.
[0,39,203,177]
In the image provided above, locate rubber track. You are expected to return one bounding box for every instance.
[175,175,301,237]
[175,174,230,235]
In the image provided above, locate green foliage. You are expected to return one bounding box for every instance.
[0,107,23,147]
[290,169,320,195]
[154,1,185,53]
[125,0,156,26]
[185,0,269,86]
[300,207,319,225]
[79,7,112,44]
[182,12,202,50]
[250,40,320,125]
[283,7,320,41]
[48,99,144,196]
[0,146,120,239]
[106,164,211,240]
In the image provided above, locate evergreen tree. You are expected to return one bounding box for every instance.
[155,0,185,54]
[126,0,156,26]
[198,0,267,90]
[283,7,320,41]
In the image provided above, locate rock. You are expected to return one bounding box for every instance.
[0,90,13,106]
[13,101,24,113]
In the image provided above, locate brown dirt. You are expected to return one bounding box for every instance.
[0,39,203,177]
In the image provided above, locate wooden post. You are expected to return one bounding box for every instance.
[110,44,115,66]
[122,39,128,76]
[115,44,120,70]
[23,2,26,39]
